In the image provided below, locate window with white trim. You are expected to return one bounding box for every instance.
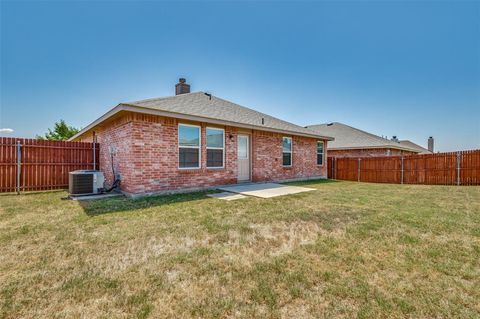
[317,141,324,165]
[282,137,292,166]
[178,124,201,168]
[206,127,224,168]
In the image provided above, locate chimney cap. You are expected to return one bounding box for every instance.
[179,78,186,83]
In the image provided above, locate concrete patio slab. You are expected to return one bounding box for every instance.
[69,193,124,201]
[217,183,315,198]
[207,192,247,201]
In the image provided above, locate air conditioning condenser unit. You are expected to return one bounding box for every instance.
[69,170,105,195]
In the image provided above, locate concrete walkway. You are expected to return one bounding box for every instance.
[207,192,248,201]
[217,182,315,198]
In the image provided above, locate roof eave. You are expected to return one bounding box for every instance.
[68,104,125,141]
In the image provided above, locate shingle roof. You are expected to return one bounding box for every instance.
[305,122,420,152]
[71,91,333,141]
[398,140,432,154]
[122,92,332,139]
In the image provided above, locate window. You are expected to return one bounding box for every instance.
[282,137,292,166]
[317,141,324,165]
[206,127,224,168]
[178,124,200,168]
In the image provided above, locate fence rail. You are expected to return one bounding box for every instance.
[0,137,99,193]
[328,150,480,186]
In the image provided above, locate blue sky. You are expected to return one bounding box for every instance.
[1,1,479,151]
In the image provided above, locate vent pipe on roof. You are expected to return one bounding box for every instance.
[428,136,434,152]
[175,78,190,95]
[391,136,399,143]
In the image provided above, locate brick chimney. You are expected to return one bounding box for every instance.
[175,78,190,95]
[428,136,434,152]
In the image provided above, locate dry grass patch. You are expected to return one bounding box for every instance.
[1,181,479,318]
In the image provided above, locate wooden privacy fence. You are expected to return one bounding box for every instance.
[0,137,99,193]
[328,150,480,185]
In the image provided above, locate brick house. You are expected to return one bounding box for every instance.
[70,79,333,196]
[305,122,432,158]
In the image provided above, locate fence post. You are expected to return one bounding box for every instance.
[357,158,361,182]
[331,157,334,179]
[456,151,461,186]
[93,140,96,170]
[16,140,21,194]
[334,157,336,180]
[332,157,337,179]
[401,156,404,184]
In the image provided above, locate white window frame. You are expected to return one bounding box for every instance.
[178,123,201,169]
[282,136,293,167]
[206,127,225,169]
[317,141,325,166]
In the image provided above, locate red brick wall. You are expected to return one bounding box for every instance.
[76,115,136,192]
[251,130,327,182]
[328,148,417,158]
[77,112,328,195]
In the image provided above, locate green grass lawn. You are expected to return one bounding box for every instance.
[1,180,479,318]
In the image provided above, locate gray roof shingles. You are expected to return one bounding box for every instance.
[122,91,332,139]
[398,140,432,154]
[306,122,420,152]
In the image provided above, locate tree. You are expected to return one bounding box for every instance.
[37,120,80,141]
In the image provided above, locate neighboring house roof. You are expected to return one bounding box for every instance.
[398,140,432,154]
[70,92,333,141]
[305,122,420,152]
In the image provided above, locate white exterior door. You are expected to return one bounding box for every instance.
[237,135,250,181]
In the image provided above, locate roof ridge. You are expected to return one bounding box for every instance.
[125,91,204,105]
